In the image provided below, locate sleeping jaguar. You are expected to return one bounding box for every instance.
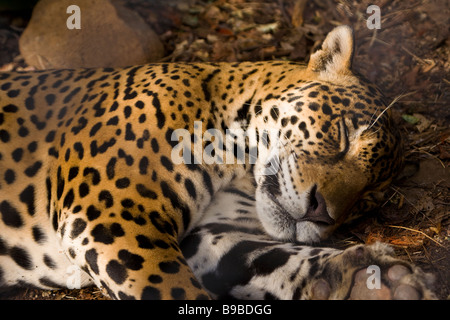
[0,25,435,299]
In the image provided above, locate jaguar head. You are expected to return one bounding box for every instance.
[254,26,404,243]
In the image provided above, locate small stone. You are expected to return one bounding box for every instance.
[19,0,164,69]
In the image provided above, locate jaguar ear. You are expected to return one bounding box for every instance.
[307,25,354,75]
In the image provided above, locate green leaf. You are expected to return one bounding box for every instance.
[402,114,419,124]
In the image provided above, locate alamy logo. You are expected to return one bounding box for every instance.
[170,121,281,175]
[367,5,381,30]
[66,5,81,29]
[366,265,381,289]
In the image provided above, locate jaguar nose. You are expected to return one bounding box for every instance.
[299,185,335,225]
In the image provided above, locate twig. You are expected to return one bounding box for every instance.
[387,225,443,247]
[290,0,308,28]
[408,148,446,168]
[368,28,377,49]
[367,92,412,130]
[381,188,399,207]
[403,247,413,263]
[389,186,421,214]
[401,45,432,66]
[277,0,293,28]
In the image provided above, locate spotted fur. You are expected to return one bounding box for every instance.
[1,26,405,299]
[181,174,436,299]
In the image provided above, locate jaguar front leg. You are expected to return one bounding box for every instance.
[181,176,436,300]
[305,243,437,300]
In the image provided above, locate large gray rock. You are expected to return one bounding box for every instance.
[19,0,164,69]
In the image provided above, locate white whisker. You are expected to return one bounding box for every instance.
[367,92,412,130]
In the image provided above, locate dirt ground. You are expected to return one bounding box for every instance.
[0,0,448,300]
